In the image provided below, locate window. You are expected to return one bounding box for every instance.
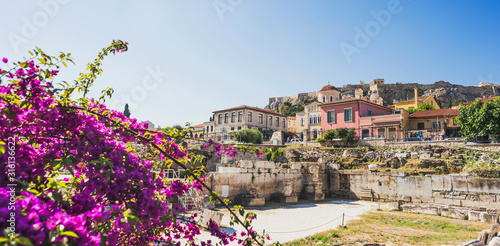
[344,108,353,122]
[309,116,312,124]
[313,116,317,124]
[231,112,235,123]
[231,127,235,131]
[417,122,424,130]
[269,116,273,125]
[282,118,286,128]
[322,96,326,102]
[218,114,222,124]
[210,126,213,132]
[362,129,370,139]
[206,126,209,132]
[367,108,372,116]
[238,112,242,122]
[258,114,263,124]
[276,117,280,127]
[330,95,334,102]
[380,112,384,115]
[327,110,335,123]
[248,111,253,122]
[300,118,304,126]
[238,126,242,130]
[224,113,228,123]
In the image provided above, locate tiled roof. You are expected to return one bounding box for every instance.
[192,123,205,128]
[462,96,499,105]
[319,84,338,91]
[409,108,458,118]
[212,105,286,116]
[287,116,296,120]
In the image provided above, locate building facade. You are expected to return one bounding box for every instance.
[391,87,440,111]
[296,101,322,141]
[212,105,287,141]
[407,108,460,140]
[320,98,408,141]
[287,116,296,133]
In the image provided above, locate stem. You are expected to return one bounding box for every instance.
[60,105,264,246]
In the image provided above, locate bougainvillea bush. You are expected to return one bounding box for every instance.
[0,41,266,246]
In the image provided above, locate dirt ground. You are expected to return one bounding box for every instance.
[194,199,378,245]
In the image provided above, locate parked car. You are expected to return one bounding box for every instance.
[402,137,424,142]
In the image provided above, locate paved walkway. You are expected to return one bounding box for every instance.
[195,199,378,245]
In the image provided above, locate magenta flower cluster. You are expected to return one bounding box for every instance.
[0,51,262,246]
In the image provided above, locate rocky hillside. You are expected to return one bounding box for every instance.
[265,81,498,111]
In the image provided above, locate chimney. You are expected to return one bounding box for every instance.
[414,87,418,108]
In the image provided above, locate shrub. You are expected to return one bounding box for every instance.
[233,128,263,144]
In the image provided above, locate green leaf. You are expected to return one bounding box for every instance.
[15,237,34,246]
[60,231,79,238]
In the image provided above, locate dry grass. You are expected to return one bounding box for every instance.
[284,211,490,246]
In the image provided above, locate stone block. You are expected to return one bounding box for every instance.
[235,197,265,206]
[418,205,439,215]
[481,195,497,203]
[272,194,298,203]
[199,209,224,227]
[481,213,499,224]
[239,160,254,168]
[239,167,247,173]
[433,153,441,158]
[217,167,241,173]
[368,164,379,171]
[420,153,431,159]
[290,163,302,170]
[385,202,400,211]
[460,240,485,246]
[411,152,419,158]
[254,161,275,169]
[402,204,418,213]
[395,152,408,158]
[469,211,482,222]
[489,237,500,246]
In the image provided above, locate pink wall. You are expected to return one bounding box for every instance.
[321,101,400,139]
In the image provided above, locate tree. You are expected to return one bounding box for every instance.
[124,103,131,117]
[321,128,357,145]
[454,98,467,106]
[455,97,500,141]
[233,128,263,144]
[0,43,267,245]
[408,102,436,114]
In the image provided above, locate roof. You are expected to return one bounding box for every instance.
[212,105,286,117]
[192,123,205,128]
[319,84,338,92]
[409,108,458,118]
[287,116,296,120]
[462,96,499,105]
[319,98,393,111]
[203,121,214,124]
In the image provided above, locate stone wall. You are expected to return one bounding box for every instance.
[335,170,500,210]
[207,160,330,201]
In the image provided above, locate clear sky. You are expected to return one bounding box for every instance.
[1,0,499,127]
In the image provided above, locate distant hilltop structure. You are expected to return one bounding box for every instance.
[265,79,499,111]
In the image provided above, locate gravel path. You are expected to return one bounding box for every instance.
[195,199,378,245]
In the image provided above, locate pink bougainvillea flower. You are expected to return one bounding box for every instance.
[2,57,7,63]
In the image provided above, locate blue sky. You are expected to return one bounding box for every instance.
[1,0,499,127]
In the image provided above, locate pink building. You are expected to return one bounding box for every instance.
[320,98,408,141]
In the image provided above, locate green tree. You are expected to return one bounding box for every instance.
[323,129,337,140]
[454,98,467,106]
[408,102,437,114]
[455,97,500,141]
[233,128,263,144]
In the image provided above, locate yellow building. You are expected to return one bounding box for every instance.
[391,87,440,111]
